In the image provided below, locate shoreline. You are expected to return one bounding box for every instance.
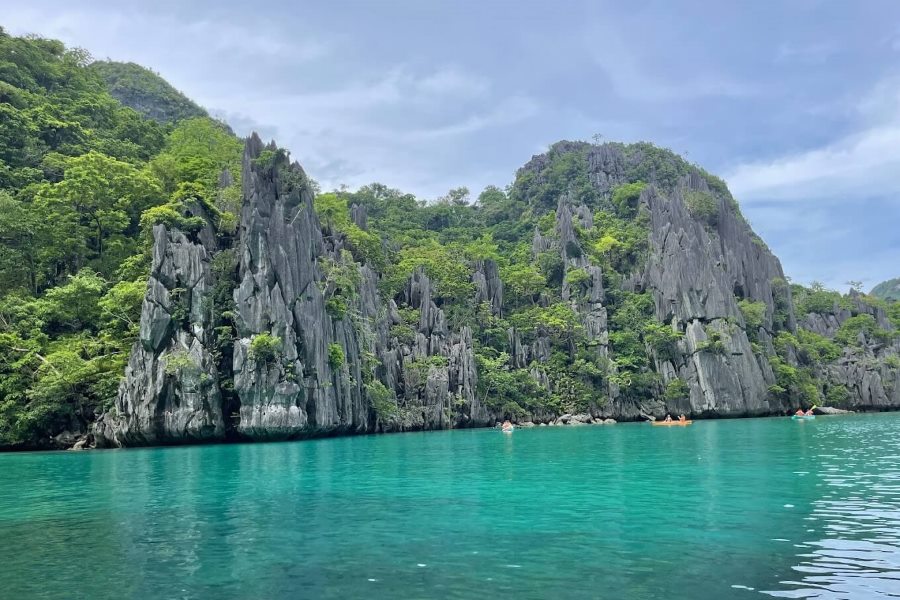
[0,405,876,453]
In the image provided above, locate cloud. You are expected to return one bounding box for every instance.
[415,67,490,98]
[726,78,900,201]
[395,96,538,141]
[581,19,756,102]
[183,20,329,61]
[2,6,330,67]
[774,41,837,64]
[224,65,491,116]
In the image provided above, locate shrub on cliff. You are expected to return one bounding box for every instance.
[249,334,281,363]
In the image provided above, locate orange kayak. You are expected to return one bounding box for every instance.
[651,420,693,426]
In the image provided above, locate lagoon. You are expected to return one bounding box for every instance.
[3,414,900,599]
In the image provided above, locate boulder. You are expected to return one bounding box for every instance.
[813,406,854,415]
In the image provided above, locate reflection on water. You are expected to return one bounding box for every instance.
[764,419,900,599]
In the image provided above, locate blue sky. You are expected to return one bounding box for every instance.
[3,0,899,290]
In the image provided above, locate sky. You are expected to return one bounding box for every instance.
[2,0,899,291]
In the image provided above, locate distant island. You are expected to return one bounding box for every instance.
[1,28,898,451]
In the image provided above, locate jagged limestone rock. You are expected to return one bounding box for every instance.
[94,219,225,447]
[94,135,900,448]
[638,176,784,416]
[232,135,365,438]
[473,260,504,316]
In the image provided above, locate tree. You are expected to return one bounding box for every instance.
[441,186,471,207]
[35,151,161,276]
[501,263,545,306]
[383,238,473,302]
[0,191,40,292]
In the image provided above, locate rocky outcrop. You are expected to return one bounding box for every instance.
[231,136,371,438]
[389,269,488,429]
[93,136,900,449]
[639,176,782,417]
[798,294,900,411]
[473,260,503,316]
[94,210,226,446]
[813,406,853,415]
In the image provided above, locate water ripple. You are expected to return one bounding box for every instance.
[2,414,900,599]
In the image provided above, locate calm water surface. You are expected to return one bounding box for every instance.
[3,414,900,599]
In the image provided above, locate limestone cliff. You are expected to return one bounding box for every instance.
[96,136,486,446]
[94,204,225,446]
[94,137,900,447]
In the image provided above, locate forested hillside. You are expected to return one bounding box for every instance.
[872,278,900,302]
[0,28,241,447]
[1,29,898,449]
[89,60,207,123]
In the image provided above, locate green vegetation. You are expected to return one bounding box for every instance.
[775,330,841,363]
[0,29,891,446]
[164,350,199,376]
[871,278,900,302]
[248,334,281,363]
[0,30,242,447]
[684,189,719,227]
[825,384,850,408]
[664,378,690,402]
[328,343,345,369]
[835,314,891,346]
[611,181,646,217]
[792,281,848,315]
[89,61,206,123]
[738,299,767,342]
[768,355,819,407]
[366,380,398,422]
[314,193,385,269]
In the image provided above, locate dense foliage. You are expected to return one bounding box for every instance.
[0,30,241,447]
[89,61,206,124]
[871,278,900,302]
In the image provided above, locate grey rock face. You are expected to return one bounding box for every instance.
[232,135,369,438]
[94,219,226,447]
[638,174,785,417]
[473,259,504,316]
[813,406,853,415]
[350,203,368,230]
[393,268,488,429]
[798,298,900,410]
[96,136,900,449]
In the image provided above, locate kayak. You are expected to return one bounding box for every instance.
[651,420,693,426]
[501,427,514,433]
[791,415,815,420]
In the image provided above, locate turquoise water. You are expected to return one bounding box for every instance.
[2,415,900,599]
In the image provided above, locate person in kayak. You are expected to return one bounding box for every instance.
[501,420,513,432]
[794,408,806,417]
[678,414,687,423]
[664,414,673,423]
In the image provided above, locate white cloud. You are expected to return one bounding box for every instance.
[2,2,531,199]
[2,6,330,68]
[222,65,491,116]
[415,66,490,98]
[183,20,329,61]
[774,41,837,64]
[582,19,756,101]
[726,78,900,201]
